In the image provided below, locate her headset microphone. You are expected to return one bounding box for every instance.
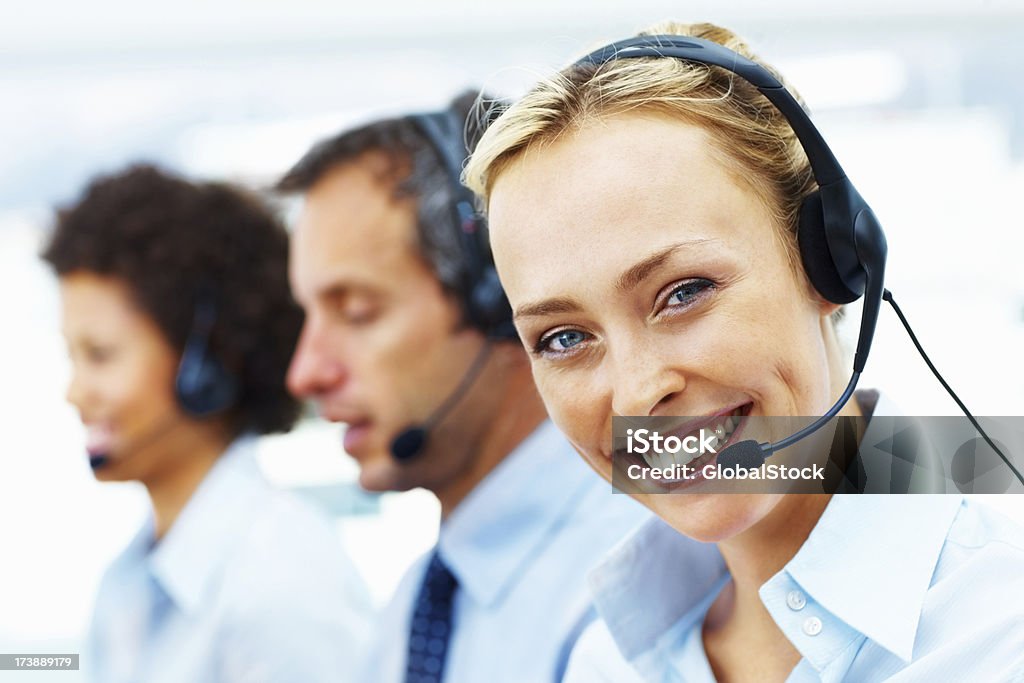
[573,35,1019,484]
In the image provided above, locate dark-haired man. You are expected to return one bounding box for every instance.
[280,92,649,683]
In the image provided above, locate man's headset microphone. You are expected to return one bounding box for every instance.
[87,291,240,470]
[571,35,1022,486]
[387,107,519,463]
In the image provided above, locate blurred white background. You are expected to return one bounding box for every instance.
[1,1,1023,679]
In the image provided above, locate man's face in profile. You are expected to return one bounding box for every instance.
[286,152,485,493]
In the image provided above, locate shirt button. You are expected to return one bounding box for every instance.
[802,616,823,637]
[786,590,807,611]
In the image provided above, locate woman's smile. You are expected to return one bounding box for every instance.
[485,113,848,539]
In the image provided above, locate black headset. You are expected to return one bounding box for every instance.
[386,107,516,462]
[577,35,1024,487]
[175,290,240,417]
[409,108,518,341]
[575,35,887,462]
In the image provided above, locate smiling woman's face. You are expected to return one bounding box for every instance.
[60,271,185,482]
[487,113,845,541]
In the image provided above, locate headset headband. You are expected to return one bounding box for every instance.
[577,36,847,186]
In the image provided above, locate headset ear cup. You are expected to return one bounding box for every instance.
[176,339,240,417]
[798,190,859,304]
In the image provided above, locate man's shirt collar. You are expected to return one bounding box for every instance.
[438,420,605,608]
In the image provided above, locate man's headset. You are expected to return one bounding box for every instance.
[409,107,517,342]
[387,106,517,463]
[575,35,1023,485]
[89,290,239,470]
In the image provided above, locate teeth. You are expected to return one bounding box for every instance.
[672,450,695,467]
[707,411,741,449]
[638,408,745,469]
[643,451,671,469]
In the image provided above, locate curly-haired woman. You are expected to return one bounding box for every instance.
[44,164,369,683]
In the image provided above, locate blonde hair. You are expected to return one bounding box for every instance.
[465,21,819,273]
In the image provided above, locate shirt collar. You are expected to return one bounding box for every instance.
[585,390,963,669]
[586,518,725,663]
[146,435,266,615]
[778,493,962,662]
[437,420,601,607]
[777,390,962,664]
[588,497,963,673]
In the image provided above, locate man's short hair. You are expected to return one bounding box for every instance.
[276,90,505,308]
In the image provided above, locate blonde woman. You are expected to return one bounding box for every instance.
[464,22,1024,683]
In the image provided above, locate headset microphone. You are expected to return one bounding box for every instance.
[87,413,185,471]
[389,342,493,462]
[717,206,886,470]
[580,35,1021,485]
[716,371,861,471]
[387,104,515,462]
[718,287,1024,487]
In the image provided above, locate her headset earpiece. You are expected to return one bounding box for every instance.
[410,109,517,341]
[175,292,239,417]
[797,189,861,304]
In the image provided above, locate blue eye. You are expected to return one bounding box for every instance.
[551,330,586,350]
[536,329,588,355]
[665,279,713,309]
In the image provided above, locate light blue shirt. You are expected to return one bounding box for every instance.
[87,436,372,683]
[360,420,652,683]
[564,398,1024,682]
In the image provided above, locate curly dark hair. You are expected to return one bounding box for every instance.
[42,163,303,436]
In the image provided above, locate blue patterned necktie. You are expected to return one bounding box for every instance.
[404,551,458,683]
